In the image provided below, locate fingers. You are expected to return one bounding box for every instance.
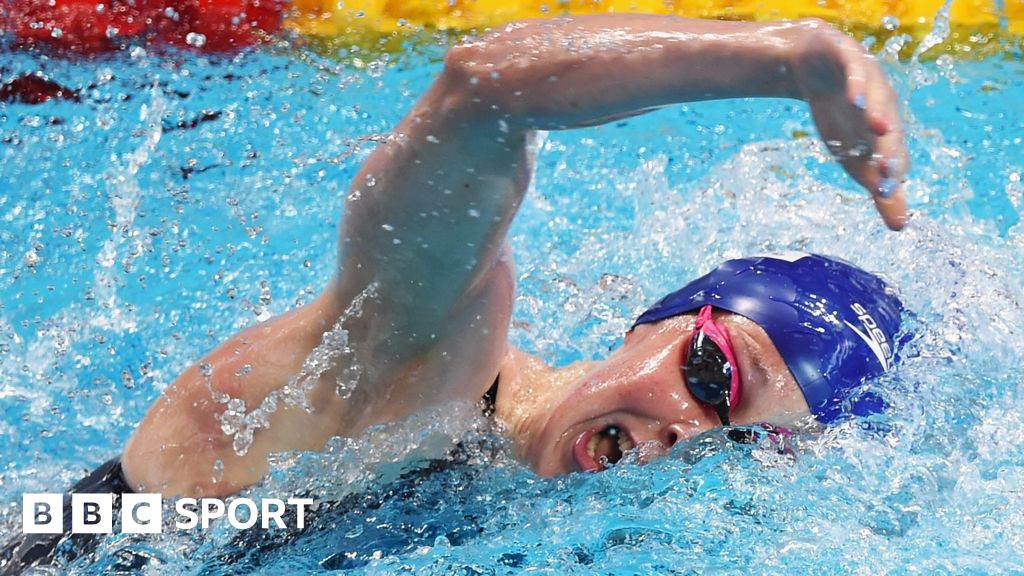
[797,27,910,230]
[873,187,908,230]
[859,134,909,230]
[867,109,890,136]
[850,54,910,229]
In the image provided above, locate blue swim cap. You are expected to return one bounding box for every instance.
[633,253,902,424]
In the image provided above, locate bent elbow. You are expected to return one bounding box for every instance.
[438,42,514,122]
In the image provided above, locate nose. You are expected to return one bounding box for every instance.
[660,423,691,448]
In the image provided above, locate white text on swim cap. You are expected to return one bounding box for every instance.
[844,303,893,371]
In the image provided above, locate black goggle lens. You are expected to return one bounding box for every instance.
[682,331,734,426]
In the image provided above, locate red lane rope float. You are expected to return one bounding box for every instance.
[2,0,287,53]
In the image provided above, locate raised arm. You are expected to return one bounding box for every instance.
[123,15,908,497]
[334,13,909,390]
[340,14,907,309]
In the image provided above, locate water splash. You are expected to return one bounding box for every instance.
[216,282,377,456]
[92,83,166,332]
[906,0,954,89]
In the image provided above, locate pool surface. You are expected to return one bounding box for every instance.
[2,14,1024,575]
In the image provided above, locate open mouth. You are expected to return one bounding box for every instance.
[572,424,636,472]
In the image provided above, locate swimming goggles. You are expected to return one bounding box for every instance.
[682,305,743,426]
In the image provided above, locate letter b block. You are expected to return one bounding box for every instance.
[22,494,63,534]
[71,493,113,534]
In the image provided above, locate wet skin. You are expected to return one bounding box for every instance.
[122,15,907,498]
[496,310,811,475]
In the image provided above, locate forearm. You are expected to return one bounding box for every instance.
[445,14,809,130]
[123,294,353,496]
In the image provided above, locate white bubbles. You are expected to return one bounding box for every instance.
[23,250,40,268]
[185,32,207,48]
[366,60,385,78]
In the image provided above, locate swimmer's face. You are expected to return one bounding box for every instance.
[509,311,812,476]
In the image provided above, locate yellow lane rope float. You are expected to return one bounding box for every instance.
[287,0,1024,40]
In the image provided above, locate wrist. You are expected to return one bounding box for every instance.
[785,18,851,102]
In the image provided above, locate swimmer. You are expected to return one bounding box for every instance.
[2,14,912,570]
[4,18,912,570]
[118,14,907,496]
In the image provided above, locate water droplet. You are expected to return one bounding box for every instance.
[260,280,271,306]
[186,32,207,48]
[467,208,480,218]
[50,27,63,39]
[882,16,900,31]
[367,61,384,78]
[235,364,252,376]
[497,119,509,133]
[200,363,214,377]
[23,250,40,268]
[381,223,395,232]
[425,135,440,144]
[365,174,376,187]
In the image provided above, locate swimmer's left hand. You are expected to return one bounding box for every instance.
[791,20,909,231]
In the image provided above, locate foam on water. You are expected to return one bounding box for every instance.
[1,21,1023,574]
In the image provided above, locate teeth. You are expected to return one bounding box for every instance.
[618,435,635,453]
[586,426,635,460]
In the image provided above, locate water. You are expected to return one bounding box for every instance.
[2,24,1023,575]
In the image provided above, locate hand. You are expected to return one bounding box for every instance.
[791,20,909,230]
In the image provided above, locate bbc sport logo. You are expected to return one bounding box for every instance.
[23,494,314,534]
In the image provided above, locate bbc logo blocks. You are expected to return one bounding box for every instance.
[22,494,313,533]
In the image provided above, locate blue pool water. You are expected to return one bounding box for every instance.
[2,25,1024,574]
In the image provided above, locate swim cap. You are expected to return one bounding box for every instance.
[633,252,902,424]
